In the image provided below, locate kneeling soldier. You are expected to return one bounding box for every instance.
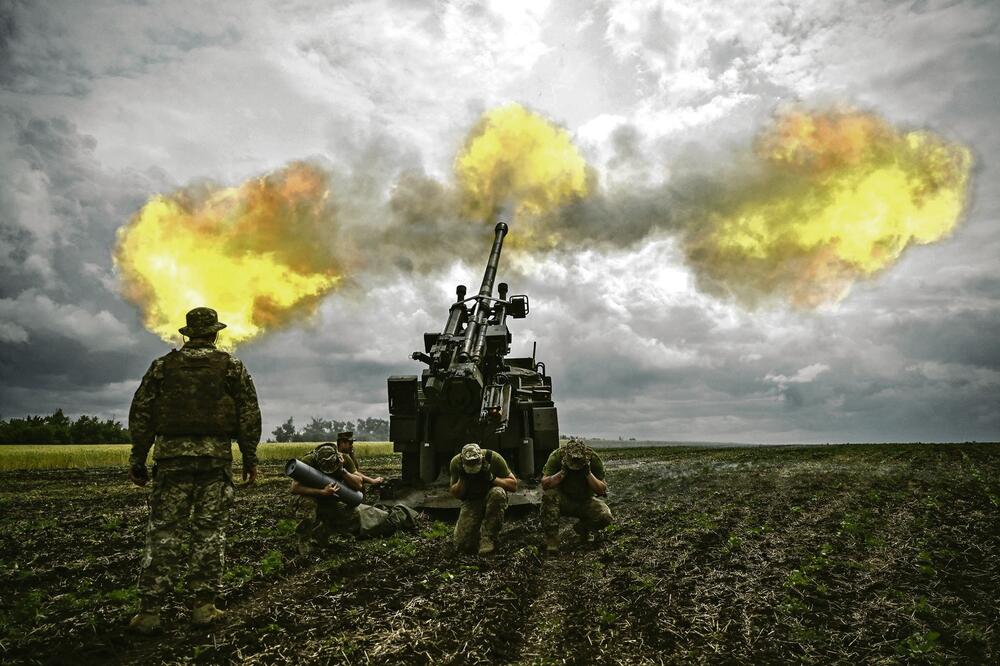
[290,443,417,552]
[336,430,383,487]
[540,439,612,554]
[450,443,517,556]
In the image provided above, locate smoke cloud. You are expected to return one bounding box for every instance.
[114,105,973,347]
[674,109,973,307]
[114,162,347,347]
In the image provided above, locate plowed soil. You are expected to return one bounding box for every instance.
[1,444,998,664]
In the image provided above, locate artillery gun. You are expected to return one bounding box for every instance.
[386,212,559,508]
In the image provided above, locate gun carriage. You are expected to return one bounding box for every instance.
[386,211,559,508]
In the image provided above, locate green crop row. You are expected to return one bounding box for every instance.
[0,442,393,471]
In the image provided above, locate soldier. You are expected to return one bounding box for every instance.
[540,439,612,554]
[126,307,261,634]
[290,442,417,552]
[335,430,383,486]
[449,443,517,556]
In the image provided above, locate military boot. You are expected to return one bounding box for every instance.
[478,535,496,556]
[544,534,559,555]
[191,601,226,627]
[573,521,593,543]
[128,610,161,635]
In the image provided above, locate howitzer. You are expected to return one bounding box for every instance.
[387,208,559,508]
[284,458,364,507]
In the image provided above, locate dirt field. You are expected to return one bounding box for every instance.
[1,444,998,664]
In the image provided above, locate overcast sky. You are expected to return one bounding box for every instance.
[1,0,998,443]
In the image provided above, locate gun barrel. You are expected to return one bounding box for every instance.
[477,213,511,298]
[459,214,511,362]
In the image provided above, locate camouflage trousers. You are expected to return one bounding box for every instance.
[541,488,613,538]
[137,463,234,609]
[296,501,418,553]
[454,487,508,553]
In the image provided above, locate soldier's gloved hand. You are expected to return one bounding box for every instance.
[128,464,149,487]
[242,464,258,486]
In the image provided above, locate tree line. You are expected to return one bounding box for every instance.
[270,416,389,442]
[0,410,131,444]
[0,410,391,445]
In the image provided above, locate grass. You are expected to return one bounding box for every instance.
[0,441,393,471]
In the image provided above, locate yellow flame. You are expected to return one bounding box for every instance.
[114,162,342,347]
[687,109,972,307]
[455,103,590,223]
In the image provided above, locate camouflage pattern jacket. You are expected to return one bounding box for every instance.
[128,340,261,468]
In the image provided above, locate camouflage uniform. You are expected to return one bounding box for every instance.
[128,308,261,613]
[541,442,612,544]
[450,445,512,553]
[137,455,236,605]
[294,444,416,552]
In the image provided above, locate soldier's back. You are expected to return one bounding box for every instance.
[151,342,242,464]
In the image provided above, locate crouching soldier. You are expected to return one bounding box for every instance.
[450,443,517,556]
[290,443,417,553]
[336,430,383,487]
[540,439,612,554]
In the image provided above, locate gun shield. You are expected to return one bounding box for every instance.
[285,458,364,507]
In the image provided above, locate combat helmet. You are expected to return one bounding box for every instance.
[311,443,343,475]
[562,439,590,470]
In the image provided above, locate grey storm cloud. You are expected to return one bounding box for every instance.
[0,0,999,443]
[0,108,167,417]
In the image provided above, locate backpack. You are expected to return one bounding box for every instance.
[154,349,238,437]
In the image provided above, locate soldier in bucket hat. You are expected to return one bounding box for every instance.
[126,307,261,633]
[539,439,612,554]
[290,442,418,552]
[178,306,229,338]
[449,443,517,556]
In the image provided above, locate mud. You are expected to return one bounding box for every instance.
[1,444,998,664]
